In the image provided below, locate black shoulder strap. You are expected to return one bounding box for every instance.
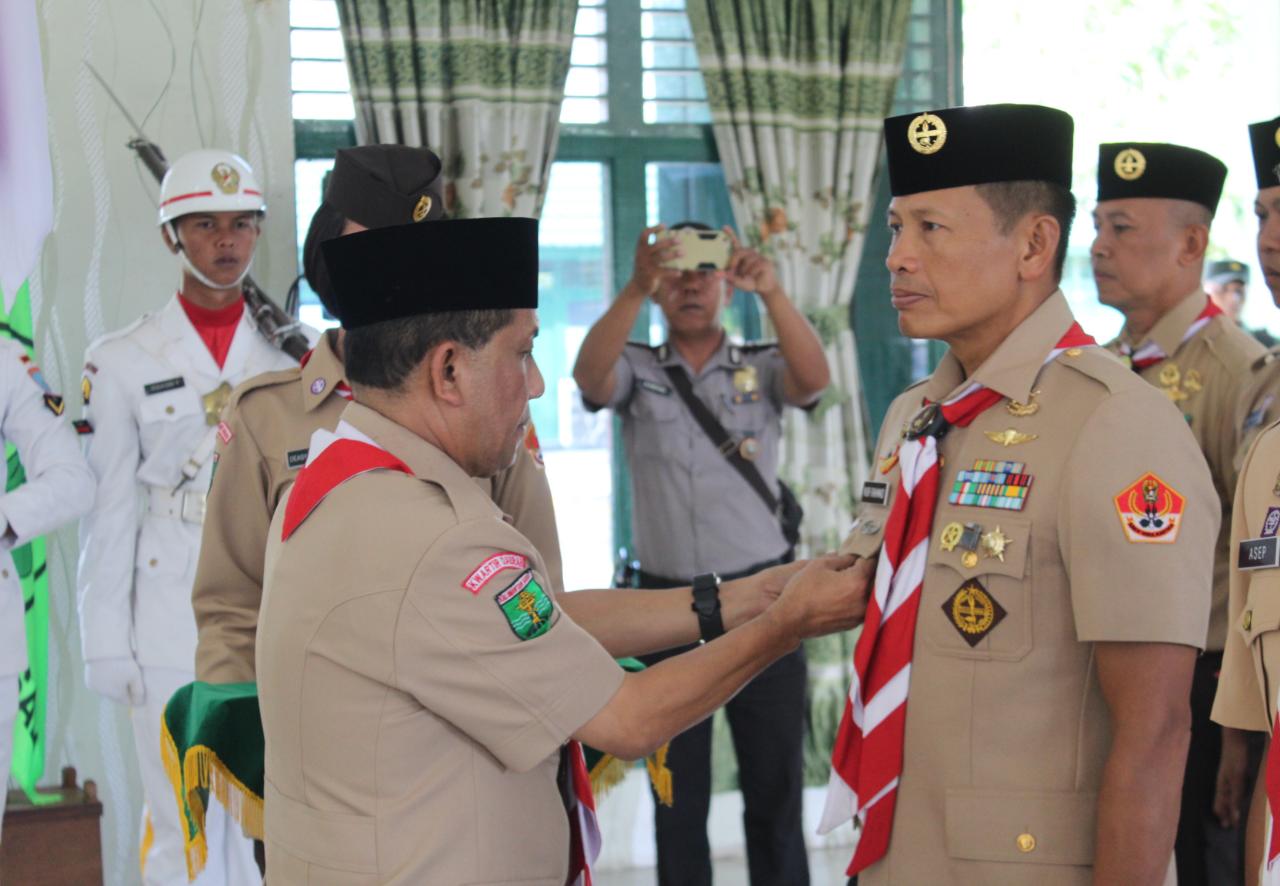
[662,364,779,514]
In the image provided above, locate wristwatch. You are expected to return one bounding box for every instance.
[691,572,724,642]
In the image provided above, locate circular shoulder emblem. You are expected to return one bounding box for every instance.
[1114,148,1146,181]
[908,113,947,155]
[412,194,433,222]
[211,162,241,194]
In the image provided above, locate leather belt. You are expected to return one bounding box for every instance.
[146,486,207,525]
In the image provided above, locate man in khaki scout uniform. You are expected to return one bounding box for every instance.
[254,217,873,884]
[819,103,1216,886]
[1211,113,1280,886]
[1092,140,1263,885]
[192,145,563,684]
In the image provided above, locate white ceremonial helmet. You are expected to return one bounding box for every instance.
[158,149,266,290]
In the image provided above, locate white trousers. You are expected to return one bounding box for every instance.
[132,666,261,886]
[0,674,17,844]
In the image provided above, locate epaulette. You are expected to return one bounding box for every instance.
[1054,345,1136,395]
[226,365,304,412]
[1251,346,1280,373]
[626,340,671,361]
[737,342,779,353]
[84,312,155,359]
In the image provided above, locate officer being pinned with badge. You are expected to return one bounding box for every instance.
[192,145,564,687]
[822,103,1217,886]
[1212,112,1280,883]
[1092,139,1265,884]
[76,149,310,885]
[573,219,830,885]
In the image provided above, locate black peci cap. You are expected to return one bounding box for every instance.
[883,104,1074,197]
[326,144,446,226]
[321,218,539,329]
[1206,259,1249,285]
[1249,116,1280,191]
[1096,143,1227,213]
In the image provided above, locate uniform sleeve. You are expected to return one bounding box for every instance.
[582,350,636,413]
[77,351,142,662]
[0,342,94,544]
[1212,436,1270,731]
[1059,388,1218,646]
[1214,352,1257,510]
[396,521,624,773]
[488,427,565,595]
[759,347,789,411]
[192,399,271,682]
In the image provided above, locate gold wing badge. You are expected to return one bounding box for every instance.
[984,428,1038,447]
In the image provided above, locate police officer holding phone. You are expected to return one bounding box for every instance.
[573,222,830,886]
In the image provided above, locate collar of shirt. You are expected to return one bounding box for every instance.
[654,332,741,375]
[921,288,1079,406]
[1119,288,1209,359]
[301,329,349,413]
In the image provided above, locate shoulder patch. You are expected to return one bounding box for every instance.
[463,552,530,594]
[494,569,554,640]
[73,419,93,435]
[1113,472,1186,544]
[42,393,64,416]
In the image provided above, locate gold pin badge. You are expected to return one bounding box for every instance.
[979,526,1011,562]
[733,365,759,394]
[1006,390,1040,417]
[1065,348,1083,357]
[961,550,979,569]
[412,194,433,222]
[1158,363,1181,388]
[1114,147,1146,181]
[210,162,240,194]
[939,522,964,552]
[1017,833,1037,853]
[985,428,1038,447]
[1183,369,1203,393]
[907,113,947,155]
[1273,470,1280,496]
[202,381,232,426]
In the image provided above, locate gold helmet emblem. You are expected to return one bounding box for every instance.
[412,195,433,222]
[907,113,947,155]
[210,162,241,194]
[1114,148,1146,181]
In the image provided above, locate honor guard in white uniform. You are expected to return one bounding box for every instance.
[76,149,305,885]
[0,340,94,841]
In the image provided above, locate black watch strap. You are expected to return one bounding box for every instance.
[691,572,724,642]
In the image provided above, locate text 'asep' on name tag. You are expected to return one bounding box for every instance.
[1238,536,1280,571]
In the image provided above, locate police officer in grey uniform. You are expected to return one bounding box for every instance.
[574,221,830,886]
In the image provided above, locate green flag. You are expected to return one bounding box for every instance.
[0,280,53,805]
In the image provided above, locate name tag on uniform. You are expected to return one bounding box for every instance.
[639,380,671,396]
[1238,536,1280,571]
[286,449,309,469]
[144,377,185,395]
[732,391,762,405]
[861,482,889,505]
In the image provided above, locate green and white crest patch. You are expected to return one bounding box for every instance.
[495,569,554,641]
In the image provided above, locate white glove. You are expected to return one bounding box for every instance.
[84,656,145,706]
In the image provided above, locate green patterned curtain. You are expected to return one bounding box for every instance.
[686,0,911,787]
[336,0,577,218]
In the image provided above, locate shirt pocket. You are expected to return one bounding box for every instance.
[924,514,1033,662]
[137,384,203,428]
[1241,575,1280,687]
[630,386,684,459]
[719,392,770,436]
[945,787,1095,866]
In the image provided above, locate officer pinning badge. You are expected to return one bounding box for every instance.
[1114,147,1147,181]
[1113,472,1185,543]
[733,366,759,394]
[984,428,1037,447]
[949,459,1033,511]
[861,482,889,505]
[311,378,327,395]
[81,375,91,405]
[412,194,432,223]
[286,449,309,470]
[144,377,185,396]
[1238,536,1280,571]
[1006,391,1040,417]
[463,551,530,594]
[639,380,671,396]
[942,578,1006,646]
[42,393,64,416]
[72,419,93,435]
[495,569,555,640]
[211,162,240,194]
[907,112,947,155]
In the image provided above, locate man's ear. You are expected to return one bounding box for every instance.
[426,342,466,407]
[1017,213,1061,283]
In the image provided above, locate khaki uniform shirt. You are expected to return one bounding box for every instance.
[193,330,564,683]
[842,291,1215,886]
[1105,290,1263,651]
[257,402,623,885]
[1211,417,1280,735]
[584,336,793,578]
[1232,346,1280,479]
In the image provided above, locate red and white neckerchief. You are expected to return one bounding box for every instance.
[818,322,1097,876]
[1117,299,1223,371]
[565,740,601,886]
[299,346,355,401]
[281,421,409,540]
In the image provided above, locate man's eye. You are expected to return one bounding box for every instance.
[922,221,941,232]
[887,223,902,235]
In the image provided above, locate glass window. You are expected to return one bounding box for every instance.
[290,0,355,121]
[640,0,711,124]
[293,158,338,332]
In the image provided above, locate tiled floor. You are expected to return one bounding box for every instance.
[596,848,853,886]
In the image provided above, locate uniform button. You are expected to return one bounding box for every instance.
[1244,610,1253,631]
[1016,833,1036,853]
[165,405,175,415]
[149,558,158,568]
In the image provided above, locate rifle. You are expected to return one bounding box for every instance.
[85,63,310,362]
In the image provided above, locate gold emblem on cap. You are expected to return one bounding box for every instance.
[1274,125,1280,149]
[211,163,240,194]
[1114,148,1146,181]
[907,113,947,155]
[412,195,433,223]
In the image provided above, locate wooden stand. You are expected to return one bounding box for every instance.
[1,766,104,885]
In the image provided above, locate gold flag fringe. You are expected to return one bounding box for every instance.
[587,742,674,808]
[160,716,265,882]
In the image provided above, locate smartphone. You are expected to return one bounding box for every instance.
[661,228,732,272]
